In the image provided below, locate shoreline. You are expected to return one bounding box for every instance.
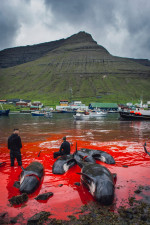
[1,195,150,224]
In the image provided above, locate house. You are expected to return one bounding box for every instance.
[69,101,88,110]
[89,103,118,111]
[59,100,69,106]
[0,100,7,104]
[32,101,43,106]
[7,99,20,104]
[30,105,40,111]
[16,100,28,107]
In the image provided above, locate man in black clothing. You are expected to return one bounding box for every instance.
[53,136,70,158]
[8,129,22,166]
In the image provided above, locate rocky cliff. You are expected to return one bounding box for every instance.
[0,31,150,103]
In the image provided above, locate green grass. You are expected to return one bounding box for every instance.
[0,40,150,106]
[1,104,31,111]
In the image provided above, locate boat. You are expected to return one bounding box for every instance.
[89,110,107,117]
[60,110,75,113]
[31,111,45,116]
[44,112,52,117]
[0,109,10,116]
[0,103,10,116]
[73,112,90,120]
[119,108,150,120]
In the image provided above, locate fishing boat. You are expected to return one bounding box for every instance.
[31,111,45,116]
[0,104,10,116]
[89,110,107,117]
[119,108,150,120]
[0,109,10,116]
[73,111,90,120]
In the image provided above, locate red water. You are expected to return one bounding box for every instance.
[0,129,150,222]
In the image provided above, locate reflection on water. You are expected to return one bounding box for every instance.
[1,113,150,144]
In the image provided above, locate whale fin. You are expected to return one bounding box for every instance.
[21,166,25,171]
[38,150,42,157]
[112,173,117,184]
[72,142,78,157]
[77,172,94,182]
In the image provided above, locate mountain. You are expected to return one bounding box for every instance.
[0,31,150,104]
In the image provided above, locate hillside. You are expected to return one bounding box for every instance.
[0,31,150,105]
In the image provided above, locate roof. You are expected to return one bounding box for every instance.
[60,100,68,102]
[89,103,118,108]
[30,105,39,108]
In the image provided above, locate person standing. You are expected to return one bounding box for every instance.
[53,136,70,158]
[8,129,22,166]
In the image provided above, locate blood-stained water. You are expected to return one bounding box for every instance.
[0,113,150,222]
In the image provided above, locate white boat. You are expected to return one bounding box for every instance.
[31,111,45,116]
[45,111,52,117]
[89,111,107,117]
[73,112,90,120]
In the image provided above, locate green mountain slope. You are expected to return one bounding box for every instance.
[0,31,150,104]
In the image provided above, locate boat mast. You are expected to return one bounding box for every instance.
[0,103,4,110]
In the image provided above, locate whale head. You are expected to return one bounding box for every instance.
[52,155,76,174]
[19,170,39,194]
[94,180,114,205]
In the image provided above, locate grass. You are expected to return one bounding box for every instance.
[0,40,150,105]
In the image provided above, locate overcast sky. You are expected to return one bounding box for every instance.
[0,0,150,59]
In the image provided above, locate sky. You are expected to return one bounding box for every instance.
[0,0,150,59]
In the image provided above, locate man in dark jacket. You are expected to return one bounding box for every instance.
[53,136,70,158]
[8,129,22,166]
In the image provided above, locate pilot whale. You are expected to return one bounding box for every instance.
[52,154,76,174]
[74,154,116,205]
[20,161,44,194]
[75,148,115,164]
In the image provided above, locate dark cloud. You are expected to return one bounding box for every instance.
[0,1,21,50]
[44,0,150,59]
[0,0,150,59]
[44,0,117,31]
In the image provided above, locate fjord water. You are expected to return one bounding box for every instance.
[0,113,150,221]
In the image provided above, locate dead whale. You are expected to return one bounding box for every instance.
[19,161,44,194]
[75,148,115,164]
[52,155,76,174]
[74,154,116,205]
